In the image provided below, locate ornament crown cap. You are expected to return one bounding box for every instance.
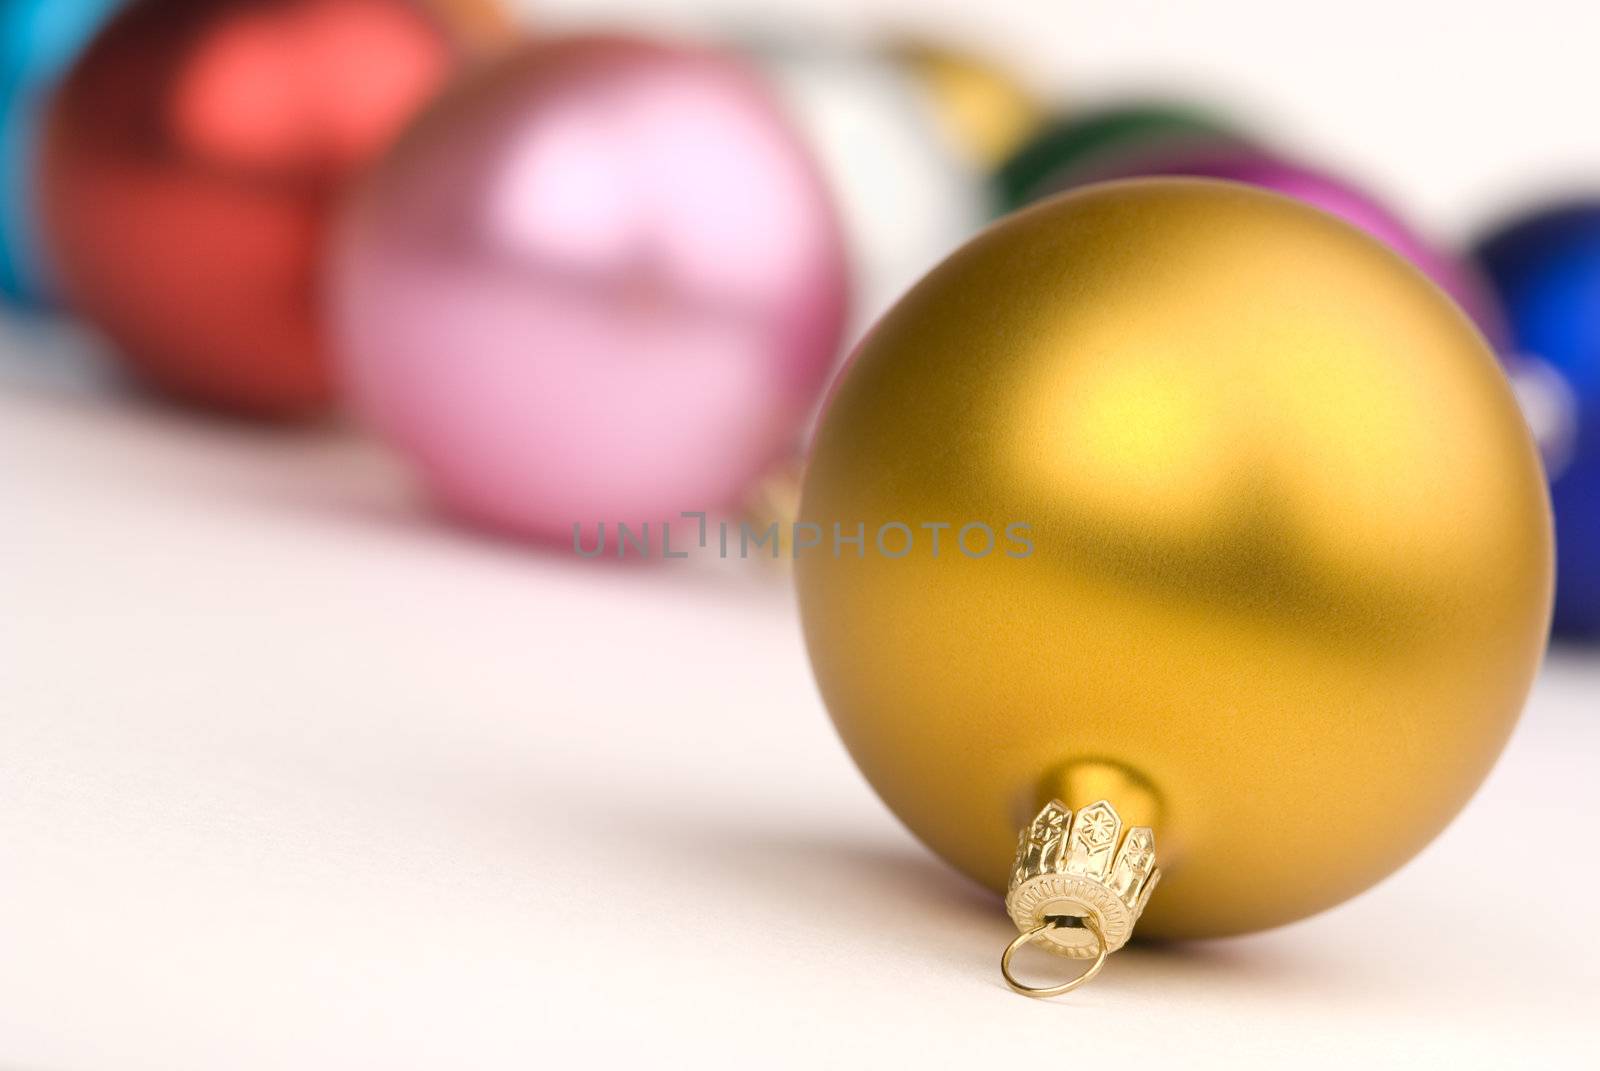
[1000,799,1161,997]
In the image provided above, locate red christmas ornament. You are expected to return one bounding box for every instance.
[40,0,462,417]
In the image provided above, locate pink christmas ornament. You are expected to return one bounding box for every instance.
[330,35,849,542]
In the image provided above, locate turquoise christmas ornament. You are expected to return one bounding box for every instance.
[1,0,120,308]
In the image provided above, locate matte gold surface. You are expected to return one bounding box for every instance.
[796,179,1553,940]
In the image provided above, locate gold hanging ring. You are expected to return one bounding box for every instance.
[1000,914,1109,999]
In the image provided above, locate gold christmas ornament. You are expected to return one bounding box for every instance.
[419,0,519,53]
[795,179,1553,996]
[888,39,1042,169]
[741,455,806,567]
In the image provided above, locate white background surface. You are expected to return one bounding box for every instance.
[5,1,1600,1068]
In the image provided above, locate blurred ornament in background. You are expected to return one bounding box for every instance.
[887,38,1042,169]
[1475,202,1600,637]
[39,0,465,418]
[740,454,806,565]
[0,0,121,308]
[417,0,517,53]
[798,181,1550,973]
[330,35,848,543]
[739,34,1006,336]
[994,101,1244,213]
[1084,147,1508,346]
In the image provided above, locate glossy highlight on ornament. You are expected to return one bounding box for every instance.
[0,0,121,308]
[330,35,849,542]
[1476,201,1600,637]
[39,0,460,416]
[798,179,1552,940]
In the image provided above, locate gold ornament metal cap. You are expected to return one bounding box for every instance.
[1000,799,1160,998]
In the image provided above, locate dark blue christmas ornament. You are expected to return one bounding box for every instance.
[1476,202,1600,637]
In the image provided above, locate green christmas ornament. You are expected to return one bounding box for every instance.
[993,101,1245,213]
